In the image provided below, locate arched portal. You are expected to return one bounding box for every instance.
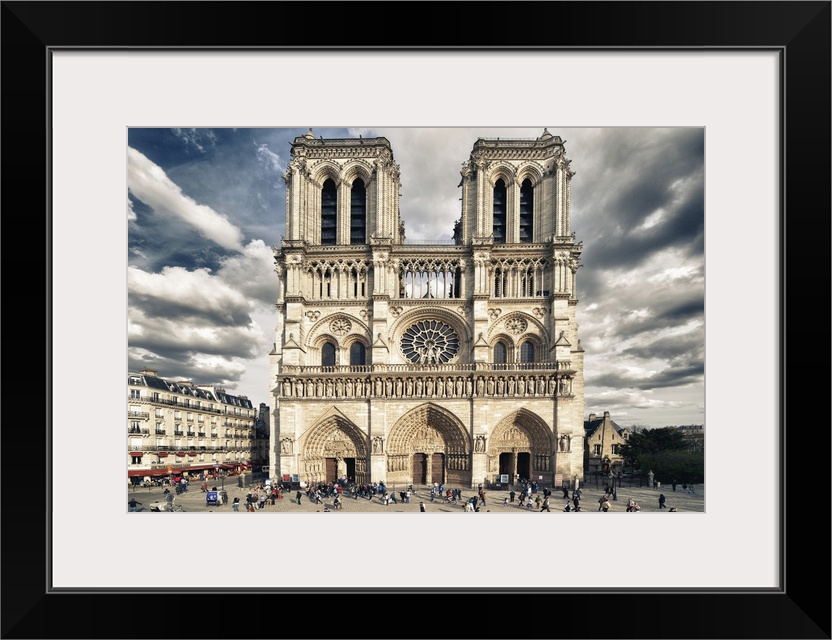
[387,403,470,487]
[302,414,369,485]
[488,409,554,485]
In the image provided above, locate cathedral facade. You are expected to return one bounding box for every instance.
[269,129,585,489]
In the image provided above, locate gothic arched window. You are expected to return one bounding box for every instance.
[519,178,534,242]
[520,341,535,363]
[349,342,366,366]
[321,179,337,245]
[493,179,507,244]
[493,341,507,364]
[350,178,366,244]
[321,342,336,367]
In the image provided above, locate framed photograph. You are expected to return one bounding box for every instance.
[4,1,829,638]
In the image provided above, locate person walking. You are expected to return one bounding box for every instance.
[509,490,516,503]
[672,479,678,492]
[419,501,426,512]
[562,486,569,499]
[540,496,550,512]
[659,493,667,509]
[295,490,303,505]
[232,496,240,512]
[601,499,611,512]
[128,498,142,512]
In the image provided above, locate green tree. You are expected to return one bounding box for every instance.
[619,427,704,483]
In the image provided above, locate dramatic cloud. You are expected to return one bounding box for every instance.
[128,147,245,252]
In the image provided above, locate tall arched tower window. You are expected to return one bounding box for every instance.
[493,341,507,364]
[321,342,336,367]
[520,341,535,363]
[519,178,533,242]
[349,342,366,366]
[350,178,366,244]
[321,179,337,245]
[493,179,507,244]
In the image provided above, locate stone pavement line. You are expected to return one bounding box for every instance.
[131,484,704,514]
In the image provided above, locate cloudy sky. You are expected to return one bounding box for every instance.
[127,127,704,429]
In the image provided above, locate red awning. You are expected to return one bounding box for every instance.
[130,452,144,456]
[128,469,166,477]
[157,452,169,457]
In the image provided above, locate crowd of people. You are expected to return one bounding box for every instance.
[134,472,695,513]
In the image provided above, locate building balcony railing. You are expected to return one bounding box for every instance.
[125,395,224,413]
[155,429,166,435]
[186,432,195,437]
[187,416,194,421]
[137,442,254,453]
[197,432,206,437]
[280,361,559,375]
[127,411,149,419]
[174,430,184,436]
[127,428,150,434]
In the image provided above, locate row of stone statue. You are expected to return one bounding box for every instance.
[278,374,573,399]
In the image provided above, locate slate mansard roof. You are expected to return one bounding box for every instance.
[128,370,253,409]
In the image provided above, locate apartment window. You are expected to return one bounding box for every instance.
[130,455,143,465]
[130,421,141,433]
[321,178,337,245]
[350,178,366,244]
[492,179,507,244]
[130,389,141,399]
[593,444,602,455]
[611,444,620,455]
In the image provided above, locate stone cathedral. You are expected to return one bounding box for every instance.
[269,129,585,489]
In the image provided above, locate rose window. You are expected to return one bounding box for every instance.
[400,320,459,364]
[330,318,352,336]
[505,317,528,334]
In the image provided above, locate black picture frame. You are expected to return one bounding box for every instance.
[3,2,829,638]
